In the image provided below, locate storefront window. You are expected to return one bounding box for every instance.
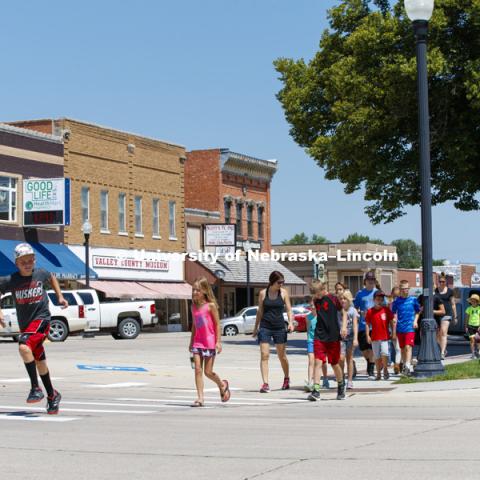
[169,200,176,239]
[153,198,160,237]
[343,275,363,294]
[118,193,126,233]
[236,203,243,236]
[257,207,264,239]
[135,196,142,235]
[81,187,89,223]
[247,205,253,238]
[0,176,17,222]
[100,190,109,231]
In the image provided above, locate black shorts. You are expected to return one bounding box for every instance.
[357,330,372,352]
[467,327,479,336]
[257,327,287,345]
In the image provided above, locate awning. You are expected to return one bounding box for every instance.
[86,280,191,300]
[0,240,97,280]
[138,282,192,299]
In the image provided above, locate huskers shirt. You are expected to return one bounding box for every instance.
[0,269,51,330]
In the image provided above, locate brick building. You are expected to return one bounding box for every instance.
[0,123,90,279]
[11,118,191,330]
[184,149,277,252]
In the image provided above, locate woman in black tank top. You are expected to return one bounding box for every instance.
[252,271,294,393]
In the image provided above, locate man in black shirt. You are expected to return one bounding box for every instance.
[0,243,67,414]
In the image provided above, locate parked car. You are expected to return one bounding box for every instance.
[0,288,158,341]
[0,290,87,342]
[220,306,296,336]
[292,305,310,332]
[72,289,158,339]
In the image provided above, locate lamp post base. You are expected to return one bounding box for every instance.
[413,318,445,378]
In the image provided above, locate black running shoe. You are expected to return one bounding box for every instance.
[47,390,61,415]
[337,381,346,400]
[308,389,320,402]
[27,387,44,404]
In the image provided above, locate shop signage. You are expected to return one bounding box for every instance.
[471,273,480,287]
[92,255,169,272]
[204,224,236,246]
[23,178,70,226]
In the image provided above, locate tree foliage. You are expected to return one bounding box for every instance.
[275,0,480,224]
[391,238,422,268]
[281,232,330,244]
[340,232,384,244]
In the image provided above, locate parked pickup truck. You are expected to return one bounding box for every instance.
[0,288,158,341]
[71,289,158,339]
[0,290,87,342]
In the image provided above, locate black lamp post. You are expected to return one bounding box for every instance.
[244,240,252,307]
[404,0,444,377]
[82,220,92,288]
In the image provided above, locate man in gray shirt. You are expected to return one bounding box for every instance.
[0,243,68,414]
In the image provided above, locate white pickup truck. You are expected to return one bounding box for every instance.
[0,288,158,341]
[70,289,158,339]
[0,290,87,342]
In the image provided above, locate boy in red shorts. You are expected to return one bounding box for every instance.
[0,243,67,414]
[391,280,420,376]
[308,280,347,401]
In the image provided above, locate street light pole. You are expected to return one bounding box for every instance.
[82,220,92,288]
[404,0,444,377]
[244,240,252,307]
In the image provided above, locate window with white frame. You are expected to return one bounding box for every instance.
[135,196,143,235]
[100,190,109,231]
[152,198,160,237]
[169,200,176,239]
[0,176,17,222]
[257,207,264,239]
[118,193,126,233]
[81,187,89,223]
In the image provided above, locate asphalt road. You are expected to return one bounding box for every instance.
[0,332,477,480]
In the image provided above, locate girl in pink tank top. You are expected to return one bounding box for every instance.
[189,277,231,407]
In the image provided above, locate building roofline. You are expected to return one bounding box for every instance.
[9,118,185,149]
[0,122,63,144]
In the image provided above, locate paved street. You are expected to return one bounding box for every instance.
[0,332,478,480]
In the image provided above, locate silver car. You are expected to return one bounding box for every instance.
[220,307,294,336]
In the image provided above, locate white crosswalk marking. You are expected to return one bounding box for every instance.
[0,413,79,422]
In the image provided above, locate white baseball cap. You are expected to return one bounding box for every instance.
[14,243,35,260]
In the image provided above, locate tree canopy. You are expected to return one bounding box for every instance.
[391,238,422,268]
[281,232,330,244]
[340,232,385,244]
[275,0,480,224]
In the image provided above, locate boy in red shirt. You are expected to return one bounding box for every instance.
[365,291,395,380]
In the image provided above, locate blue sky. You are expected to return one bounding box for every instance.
[1,0,478,262]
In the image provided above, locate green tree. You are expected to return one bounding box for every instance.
[281,232,310,244]
[340,232,384,244]
[282,233,330,244]
[391,238,422,268]
[274,0,480,224]
[310,234,331,244]
[433,258,446,266]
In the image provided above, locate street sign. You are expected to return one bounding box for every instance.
[23,178,71,227]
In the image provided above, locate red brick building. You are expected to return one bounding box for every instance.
[184,149,277,252]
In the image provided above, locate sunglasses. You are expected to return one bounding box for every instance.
[277,281,285,285]
[439,281,446,283]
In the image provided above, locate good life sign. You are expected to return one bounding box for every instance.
[23,178,71,226]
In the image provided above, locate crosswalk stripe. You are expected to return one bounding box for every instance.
[0,404,158,414]
[0,413,79,422]
[173,395,306,403]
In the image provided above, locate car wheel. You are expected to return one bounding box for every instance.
[48,319,69,342]
[118,318,141,339]
[224,325,238,336]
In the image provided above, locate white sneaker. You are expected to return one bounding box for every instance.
[304,380,313,392]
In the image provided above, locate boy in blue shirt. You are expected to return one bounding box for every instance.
[391,280,420,376]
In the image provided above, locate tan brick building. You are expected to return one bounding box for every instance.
[184,149,276,252]
[12,118,192,330]
[11,119,186,252]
